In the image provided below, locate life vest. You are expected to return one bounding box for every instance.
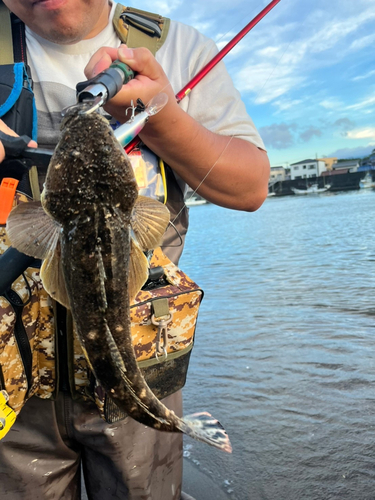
[0,2,201,435]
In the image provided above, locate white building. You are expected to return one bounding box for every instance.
[290,159,327,180]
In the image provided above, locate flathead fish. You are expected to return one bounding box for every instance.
[7,106,232,453]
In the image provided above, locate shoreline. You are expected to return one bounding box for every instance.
[81,458,230,499]
[182,459,231,500]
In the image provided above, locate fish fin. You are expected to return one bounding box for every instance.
[6,201,69,307]
[95,239,108,312]
[40,241,70,308]
[178,412,232,454]
[118,365,170,425]
[6,201,61,259]
[130,195,170,251]
[101,323,168,425]
[128,239,149,301]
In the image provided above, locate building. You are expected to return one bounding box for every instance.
[332,159,360,172]
[318,157,337,171]
[290,159,327,180]
[269,166,287,183]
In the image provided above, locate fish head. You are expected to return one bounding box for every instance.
[42,106,138,225]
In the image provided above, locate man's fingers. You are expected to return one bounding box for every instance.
[0,143,5,163]
[84,47,119,78]
[117,45,161,81]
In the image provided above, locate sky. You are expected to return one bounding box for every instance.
[129,0,375,168]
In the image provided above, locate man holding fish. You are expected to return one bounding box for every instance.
[0,0,269,498]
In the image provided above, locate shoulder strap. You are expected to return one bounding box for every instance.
[0,2,14,64]
[0,1,27,65]
[112,4,170,55]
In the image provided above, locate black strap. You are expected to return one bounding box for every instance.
[10,13,27,63]
[0,130,30,157]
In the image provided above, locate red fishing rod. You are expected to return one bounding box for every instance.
[125,0,282,153]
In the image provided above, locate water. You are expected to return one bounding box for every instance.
[179,190,375,500]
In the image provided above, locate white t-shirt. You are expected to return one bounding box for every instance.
[25,2,265,151]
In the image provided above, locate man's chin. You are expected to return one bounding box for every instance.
[32,24,91,44]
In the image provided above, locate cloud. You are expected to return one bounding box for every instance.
[352,69,375,81]
[258,123,296,149]
[327,144,375,159]
[134,0,183,15]
[333,118,356,136]
[299,126,322,142]
[230,0,375,107]
[334,118,355,129]
[273,98,303,112]
[349,33,375,50]
[308,9,375,55]
[319,98,344,110]
[319,94,375,116]
[347,127,375,140]
[346,95,375,111]
[235,62,306,104]
[259,122,326,149]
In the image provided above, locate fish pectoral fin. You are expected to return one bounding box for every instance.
[40,240,70,308]
[7,201,69,307]
[129,239,149,302]
[6,201,61,259]
[130,195,170,251]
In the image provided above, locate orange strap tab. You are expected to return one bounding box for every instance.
[0,178,19,224]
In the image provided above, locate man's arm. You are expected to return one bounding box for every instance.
[140,107,270,211]
[85,45,270,212]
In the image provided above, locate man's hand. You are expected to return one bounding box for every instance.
[84,45,270,212]
[84,44,179,125]
[0,119,37,163]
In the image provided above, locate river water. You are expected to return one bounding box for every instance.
[178,189,375,500]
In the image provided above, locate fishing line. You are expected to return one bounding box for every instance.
[171,135,235,225]
[256,36,294,99]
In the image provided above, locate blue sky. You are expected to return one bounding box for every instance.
[131,0,375,168]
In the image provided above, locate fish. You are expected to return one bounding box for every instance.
[6,106,232,453]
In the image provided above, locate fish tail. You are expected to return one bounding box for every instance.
[178,412,232,453]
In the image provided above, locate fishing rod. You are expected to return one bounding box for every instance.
[125,0,282,153]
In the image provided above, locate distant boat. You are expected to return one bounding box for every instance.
[267,191,276,197]
[291,183,331,195]
[185,194,208,206]
[359,173,375,189]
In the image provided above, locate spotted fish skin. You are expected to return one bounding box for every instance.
[25,107,231,452]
